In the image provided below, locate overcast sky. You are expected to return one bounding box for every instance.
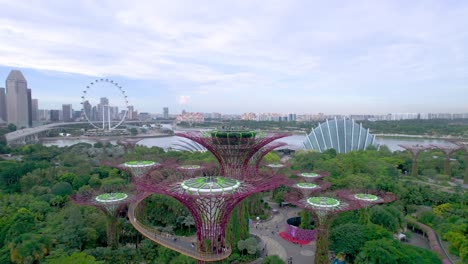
[0,1,467,114]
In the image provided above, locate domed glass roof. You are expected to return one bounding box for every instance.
[303,117,376,153]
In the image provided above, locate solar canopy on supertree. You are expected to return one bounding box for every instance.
[71,187,138,249]
[292,180,332,198]
[176,164,206,178]
[135,172,286,261]
[336,189,397,223]
[176,130,290,179]
[118,160,162,178]
[297,171,330,182]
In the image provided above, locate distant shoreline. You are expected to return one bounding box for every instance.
[373,133,466,140]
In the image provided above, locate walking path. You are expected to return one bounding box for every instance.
[250,199,316,264]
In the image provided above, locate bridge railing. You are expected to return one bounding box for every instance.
[128,201,232,262]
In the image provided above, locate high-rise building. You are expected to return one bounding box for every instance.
[163,107,169,119]
[127,105,134,120]
[31,99,38,122]
[27,88,32,127]
[83,100,92,120]
[62,104,72,122]
[6,70,30,128]
[38,109,50,121]
[50,110,60,122]
[97,97,109,121]
[0,88,6,122]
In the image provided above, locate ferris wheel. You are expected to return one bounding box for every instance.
[80,78,128,131]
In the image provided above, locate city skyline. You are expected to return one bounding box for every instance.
[1,1,468,114]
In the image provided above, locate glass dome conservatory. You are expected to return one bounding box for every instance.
[303,117,376,153]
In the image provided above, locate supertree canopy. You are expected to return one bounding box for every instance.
[121,160,161,177]
[176,130,289,179]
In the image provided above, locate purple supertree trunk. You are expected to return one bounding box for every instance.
[176,132,289,179]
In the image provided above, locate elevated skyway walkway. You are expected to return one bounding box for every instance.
[128,198,232,262]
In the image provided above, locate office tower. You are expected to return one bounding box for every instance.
[31,99,38,122]
[62,104,72,122]
[38,109,50,121]
[83,100,92,120]
[97,97,109,121]
[6,70,30,128]
[127,105,134,119]
[27,89,32,127]
[163,107,169,119]
[50,110,60,122]
[0,88,6,122]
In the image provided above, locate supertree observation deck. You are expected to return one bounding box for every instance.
[71,187,139,249]
[398,144,431,177]
[176,130,290,179]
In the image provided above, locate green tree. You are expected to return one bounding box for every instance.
[45,251,104,264]
[262,255,285,264]
[51,182,73,196]
[299,209,312,229]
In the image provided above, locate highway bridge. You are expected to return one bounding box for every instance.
[4,121,172,146]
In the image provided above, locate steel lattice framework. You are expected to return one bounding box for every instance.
[176,131,289,179]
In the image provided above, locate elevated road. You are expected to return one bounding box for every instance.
[4,121,170,145]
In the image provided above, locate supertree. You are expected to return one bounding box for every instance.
[285,192,361,264]
[120,160,162,178]
[430,144,461,176]
[399,144,431,177]
[129,130,289,262]
[176,130,289,179]
[285,178,397,264]
[454,141,468,184]
[336,189,397,223]
[280,172,331,243]
[117,138,142,153]
[71,186,138,249]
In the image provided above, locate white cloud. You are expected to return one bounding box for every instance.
[0,1,468,113]
[178,95,190,105]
